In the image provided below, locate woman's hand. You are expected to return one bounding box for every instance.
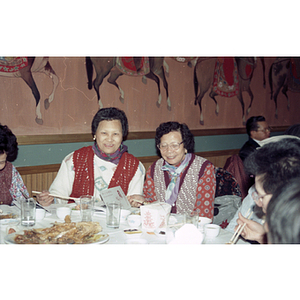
[36,190,54,207]
[235,212,266,243]
[127,194,146,208]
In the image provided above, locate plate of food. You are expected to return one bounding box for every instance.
[0,213,19,225]
[4,221,109,244]
[123,228,143,238]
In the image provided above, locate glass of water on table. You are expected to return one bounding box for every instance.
[80,195,94,222]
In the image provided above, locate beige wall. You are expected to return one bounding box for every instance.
[1,57,299,136]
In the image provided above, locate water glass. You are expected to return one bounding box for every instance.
[106,202,121,228]
[21,198,36,226]
[80,195,94,222]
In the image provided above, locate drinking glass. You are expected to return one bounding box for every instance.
[80,195,94,222]
[21,198,36,226]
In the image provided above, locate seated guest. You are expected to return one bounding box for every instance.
[239,116,270,162]
[266,178,300,244]
[37,107,145,206]
[228,137,300,243]
[128,121,216,219]
[0,124,29,205]
[285,123,300,137]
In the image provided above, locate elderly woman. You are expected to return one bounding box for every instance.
[37,107,145,206]
[0,124,29,205]
[128,121,216,218]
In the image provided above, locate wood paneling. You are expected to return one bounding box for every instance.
[17,149,240,196]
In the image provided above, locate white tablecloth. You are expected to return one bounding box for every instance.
[0,204,248,245]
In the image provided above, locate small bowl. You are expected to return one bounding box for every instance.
[127,215,141,228]
[204,224,220,237]
[36,208,45,221]
[198,217,212,232]
[120,209,131,223]
[56,207,71,220]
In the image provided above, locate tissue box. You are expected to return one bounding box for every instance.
[140,202,171,231]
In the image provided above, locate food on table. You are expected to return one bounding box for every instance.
[14,221,103,244]
[124,229,142,234]
[0,213,16,220]
[8,228,16,234]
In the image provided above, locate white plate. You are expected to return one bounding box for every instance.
[4,230,109,244]
[0,218,20,226]
[125,238,147,244]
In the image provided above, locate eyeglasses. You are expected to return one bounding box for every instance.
[158,141,183,151]
[256,127,271,133]
[252,189,271,203]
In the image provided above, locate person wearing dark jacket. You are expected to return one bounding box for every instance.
[239,116,270,161]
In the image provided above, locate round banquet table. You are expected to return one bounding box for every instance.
[0,204,249,245]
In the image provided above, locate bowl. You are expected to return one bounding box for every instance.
[120,209,131,223]
[56,207,71,220]
[204,224,220,237]
[198,217,212,232]
[36,208,45,221]
[127,215,141,228]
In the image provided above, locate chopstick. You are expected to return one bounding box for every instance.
[228,209,253,244]
[32,191,79,202]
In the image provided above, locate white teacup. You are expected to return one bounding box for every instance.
[204,224,220,237]
[198,217,212,232]
[36,208,46,221]
[127,215,141,228]
[56,207,71,220]
[120,209,131,223]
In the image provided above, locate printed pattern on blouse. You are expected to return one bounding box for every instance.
[143,157,216,219]
[10,165,29,201]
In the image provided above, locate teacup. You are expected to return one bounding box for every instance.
[127,215,141,228]
[204,224,220,237]
[36,208,46,221]
[56,207,71,220]
[198,217,212,232]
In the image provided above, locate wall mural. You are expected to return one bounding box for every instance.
[0,56,300,136]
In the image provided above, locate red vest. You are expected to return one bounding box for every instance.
[70,146,139,200]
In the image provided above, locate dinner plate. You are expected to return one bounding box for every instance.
[0,218,20,226]
[4,231,109,245]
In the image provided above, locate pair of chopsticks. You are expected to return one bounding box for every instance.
[32,191,79,202]
[228,209,253,244]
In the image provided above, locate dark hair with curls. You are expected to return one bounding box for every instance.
[246,116,266,136]
[155,121,195,155]
[244,138,300,195]
[0,124,18,162]
[266,178,300,244]
[91,107,128,139]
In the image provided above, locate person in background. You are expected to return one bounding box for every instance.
[37,107,145,206]
[0,124,29,205]
[285,123,300,137]
[128,121,216,219]
[239,116,270,162]
[266,178,300,244]
[231,137,300,243]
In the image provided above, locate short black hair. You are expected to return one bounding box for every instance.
[91,107,128,138]
[0,124,18,162]
[244,138,300,194]
[246,116,266,136]
[285,124,300,138]
[266,178,300,244]
[155,121,195,154]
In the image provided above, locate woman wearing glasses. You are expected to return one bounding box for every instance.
[128,121,216,218]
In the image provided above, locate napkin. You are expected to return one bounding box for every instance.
[168,224,204,244]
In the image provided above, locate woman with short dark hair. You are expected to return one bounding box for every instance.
[37,107,145,206]
[128,121,216,218]
[0,124,29,205]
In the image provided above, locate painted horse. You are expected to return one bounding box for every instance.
[269,57,300,118]
[193,57,256,125]
[0,57,58,125]
[85,57,171,110]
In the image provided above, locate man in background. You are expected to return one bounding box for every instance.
[239,116,270,161]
